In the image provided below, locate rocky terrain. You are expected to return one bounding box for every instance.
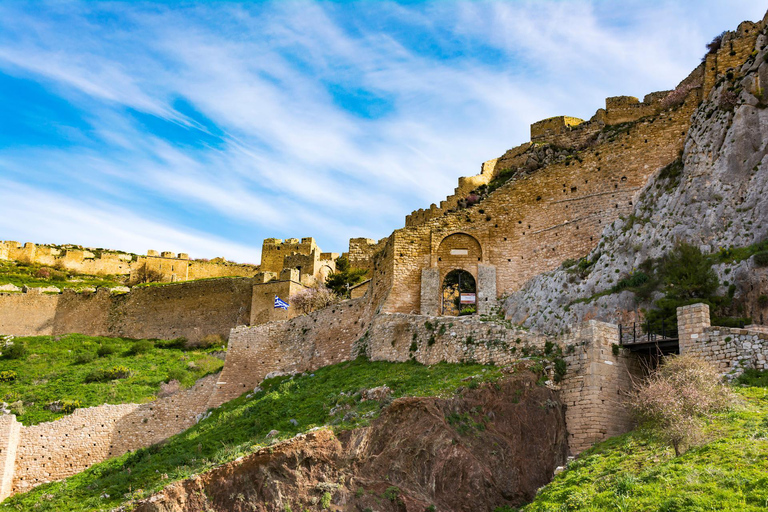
[131,373,567,512]
[505,26,768,334]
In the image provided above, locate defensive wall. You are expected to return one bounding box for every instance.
[0,374,218,499]
[259,237,337,286]
[0,278,253,343]
[0,241,260,284]
[382,87,701,316]
[678,303,768,379]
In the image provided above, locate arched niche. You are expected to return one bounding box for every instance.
[442,269,477,316]
[435,232,483,266]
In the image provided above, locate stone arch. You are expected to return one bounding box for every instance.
[435,232,483,266]
[442,269,476,316]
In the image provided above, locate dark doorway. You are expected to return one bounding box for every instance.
[442,269,476,316]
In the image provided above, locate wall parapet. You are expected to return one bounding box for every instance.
[678,303,768,379]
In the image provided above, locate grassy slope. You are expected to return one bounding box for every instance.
[523,383,768,512]
[0,334,224,425]
[0,260,123,290]
[1,359,502,511]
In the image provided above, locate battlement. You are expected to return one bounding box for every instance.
[530,116,585,142]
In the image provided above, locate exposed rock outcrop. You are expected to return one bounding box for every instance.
[132,374,567,512]
[505,22,768,333]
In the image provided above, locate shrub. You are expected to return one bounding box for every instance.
[0,370,17,382]
[759,295,768,308]
[96,344,116,357]
[74,351,96,364]
[60,400,82,414]
[2,341,27,360]
[127,340,154,355]
[8,400,24,415]
[554,359,567,382]
[187,334,224,350]
[629,354,736,456]
[290,286,339,315]
[166,368,187,383]
[718,90,739,112]
[320,491,332,509]
[383,486,401,502]
[753,251,768,267]
[705,31,726,54]
[158,379,181,398]
[34,267,52,279]
[156,337,187,350]
[85,366,131,383]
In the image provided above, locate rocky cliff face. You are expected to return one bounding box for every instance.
[505,22,768,334]
[132,374,567,512]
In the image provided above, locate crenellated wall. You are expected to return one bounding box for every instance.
[0,241,260,284]
[384,87,700,316]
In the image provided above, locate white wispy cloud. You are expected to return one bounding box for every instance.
[0,1,764,260]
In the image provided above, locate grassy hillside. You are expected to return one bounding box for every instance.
[523,373,768,512]
[0,260,123,290]
[0,359,502,512]
[0,334,224,425]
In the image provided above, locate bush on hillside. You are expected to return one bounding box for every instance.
[753,251,768,267]
[96,344,116,357]
[2,341,28,360]
[156,337,188,350]
[85,366,131,383]
[186,334,223,350]
[74,351,96,364]
[157,379,181,398]
[0,370,17,382]
[629,354,736,456]
[127,340,154,356]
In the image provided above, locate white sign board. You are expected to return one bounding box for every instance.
[460,293,476,304]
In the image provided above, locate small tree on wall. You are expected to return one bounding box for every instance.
[324,256,368,298]
[290,286,338,315]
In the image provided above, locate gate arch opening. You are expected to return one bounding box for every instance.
[442,269,477,316]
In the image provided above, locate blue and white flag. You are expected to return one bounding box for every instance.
[274,296,290,310]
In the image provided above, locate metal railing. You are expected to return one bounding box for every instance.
[619,319,678,346]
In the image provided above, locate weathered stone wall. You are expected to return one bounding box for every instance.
[383,89,700,315]
[0,241,260,284]
[0,278,253,343]
[364,313,548,365]
[530,116,585,142]
[10,374,217,496]
[207,299,371,408]
[702,18,764,98]
[678,303,768,379]
[559,321,643,454]
[250,277,305,325]
[0,415,20,501]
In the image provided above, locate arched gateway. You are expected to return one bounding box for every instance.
[419,232,497,316]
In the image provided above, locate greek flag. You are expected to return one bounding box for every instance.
[274,296,290,310]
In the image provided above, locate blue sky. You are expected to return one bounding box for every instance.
[0,1,765,264]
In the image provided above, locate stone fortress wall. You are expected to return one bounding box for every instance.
[5,374,218,497]
[1,13,766,503]
[383,87,701,316]
[0,277,253,343]
[678,303,768,379]
[0,241,260,284]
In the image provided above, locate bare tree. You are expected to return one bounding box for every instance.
[628,354,736,456]
[290,286,338,315]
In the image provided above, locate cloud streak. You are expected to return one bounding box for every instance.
[0,1,764,260]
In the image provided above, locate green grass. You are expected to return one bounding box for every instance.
[523,384,768,512]
[0,334,223,425]
[0,260,123,290]
[1,359,502,511]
